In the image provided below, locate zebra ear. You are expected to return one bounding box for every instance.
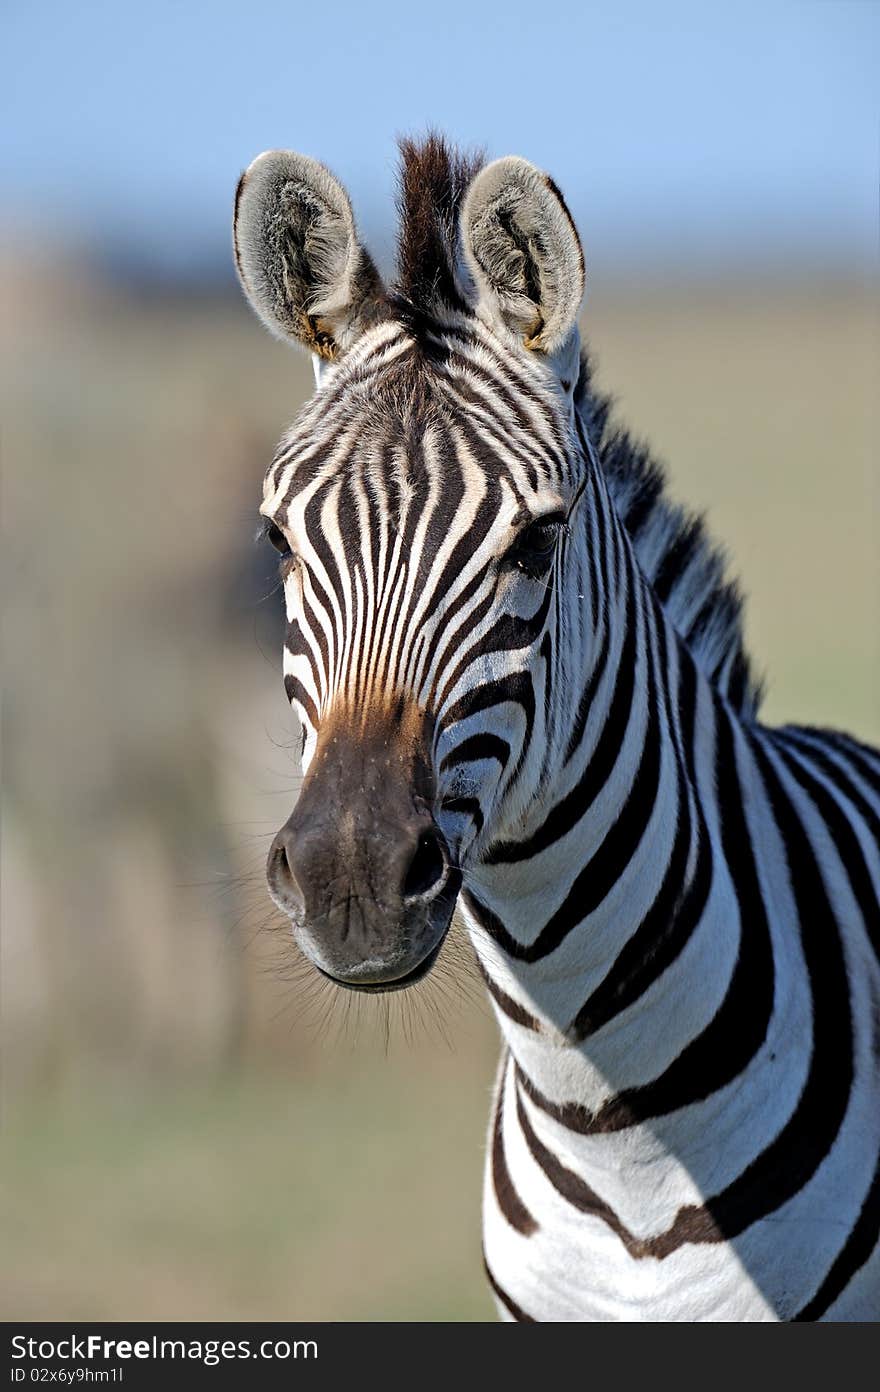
[233,150,385,361]
[460,157,585,355]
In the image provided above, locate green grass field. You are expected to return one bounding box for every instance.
[3,268,877,1321]
[3,1036,499,1321]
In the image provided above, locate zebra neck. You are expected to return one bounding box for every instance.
[460,512,738,1137]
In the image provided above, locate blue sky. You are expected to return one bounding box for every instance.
[3,0,878,279]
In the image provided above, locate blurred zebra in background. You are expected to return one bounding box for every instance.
[233,135,880,1320]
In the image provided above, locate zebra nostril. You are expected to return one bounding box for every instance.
[267,834,305,915]
[402,829,448,902]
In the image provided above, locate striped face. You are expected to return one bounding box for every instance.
[260,323,589,989]
[233,138,588,990]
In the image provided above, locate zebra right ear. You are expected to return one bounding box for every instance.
[460,156,585,357]
[233,151,386,362]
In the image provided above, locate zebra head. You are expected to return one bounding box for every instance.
[234,137,588,992]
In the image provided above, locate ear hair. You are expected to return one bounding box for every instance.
[460,156,585,355]
[233,150,385,360]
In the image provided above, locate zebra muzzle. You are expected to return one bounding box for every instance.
[265,714,461,991]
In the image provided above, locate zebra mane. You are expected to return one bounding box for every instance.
[394,133,483,318]
[575,353,763,718]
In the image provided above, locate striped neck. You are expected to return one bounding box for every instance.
[459,448,739,1141]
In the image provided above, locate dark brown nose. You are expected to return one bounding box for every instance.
[266,708,459,990]
[267,817,451,918]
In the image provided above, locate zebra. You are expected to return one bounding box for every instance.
[233,135,880,1321]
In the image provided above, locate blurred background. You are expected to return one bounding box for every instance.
[2,0,878,1321]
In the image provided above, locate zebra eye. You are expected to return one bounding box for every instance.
[510,517,562,577]
[263,519,291,557]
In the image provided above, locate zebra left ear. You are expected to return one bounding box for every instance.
[460,157,585,356]
[233,150,385,362]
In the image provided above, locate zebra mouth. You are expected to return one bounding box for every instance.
[314,933,447,994]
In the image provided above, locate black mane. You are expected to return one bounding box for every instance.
[576,353,763,716]
[394,133,483,317]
